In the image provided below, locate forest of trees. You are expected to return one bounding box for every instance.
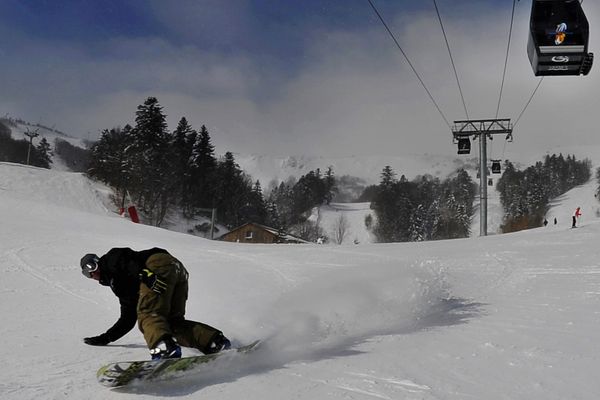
[88,97,257,228]
[87,97,337,239]
[497,154,591,232]
[369,167,476,242]
[265,167,336,241]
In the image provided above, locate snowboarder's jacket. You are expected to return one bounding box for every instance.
[97,247,167,342]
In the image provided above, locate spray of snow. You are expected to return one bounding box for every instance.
[253,260,450,364]
[123,260,452,395]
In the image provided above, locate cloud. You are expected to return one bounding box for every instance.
[1,1,599,159]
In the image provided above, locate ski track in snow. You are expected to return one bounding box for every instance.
[4,245,99,305]
[282,366,433,400]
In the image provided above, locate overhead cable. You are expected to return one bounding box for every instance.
[432,0,470,120]
[367,0,451,128]
[495,0,517,119]
[514,77,544,128]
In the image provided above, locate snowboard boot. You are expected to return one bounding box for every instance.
[204,332,231,354]
[150,335,182,360]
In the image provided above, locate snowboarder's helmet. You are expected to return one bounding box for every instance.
[81,253,100,278]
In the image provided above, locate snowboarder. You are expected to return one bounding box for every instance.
[80,247,231,360]
[572,207,582,228]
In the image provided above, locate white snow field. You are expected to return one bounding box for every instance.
[2,160,600,400]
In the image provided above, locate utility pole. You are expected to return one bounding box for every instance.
[24,129,39,166]
[451,119,513,236]
[197,208,218,239]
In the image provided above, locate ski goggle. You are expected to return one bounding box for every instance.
[81,256,100,278]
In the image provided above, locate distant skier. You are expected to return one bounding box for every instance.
[543,218,548,227]
[572,207,582,228]
[80,247,231,359]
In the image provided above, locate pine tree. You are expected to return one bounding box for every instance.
[242,180,268,224]
[33,137,53,168]
[380,166,396,189]
[409,204,426,241]
[171,117,197,215]
[268,182,294,229]
[265,199,282,229]
[88,126,132,207]
[129,97,173,226]
[214,152,251,227]
[190,125,217,210]
[324,166,336,204]
[372,166,401,242]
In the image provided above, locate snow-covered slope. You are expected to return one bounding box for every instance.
[309,202,376,245]
[2,119,86,148]
[3,156,600,399]
[0,162,112,214]
[1,118,89,171]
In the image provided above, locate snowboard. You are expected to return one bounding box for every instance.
[97,340,261,388]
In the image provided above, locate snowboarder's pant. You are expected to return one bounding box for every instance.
[137,253,222,354]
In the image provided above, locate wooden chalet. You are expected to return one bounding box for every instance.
[219,222,309,244]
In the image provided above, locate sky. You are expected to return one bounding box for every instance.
[0,0,598,158]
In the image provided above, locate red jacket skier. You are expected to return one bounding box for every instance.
[572,207,582,228]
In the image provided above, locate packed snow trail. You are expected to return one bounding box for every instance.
[3,162,600,399]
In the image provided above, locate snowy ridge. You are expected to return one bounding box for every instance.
[2,119,87,149]
[234,152,477,186]
[234,145,600,187]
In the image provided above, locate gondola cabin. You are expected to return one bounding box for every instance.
[457,138,471,155]
[491,160,501,174]
[528,0,593,76]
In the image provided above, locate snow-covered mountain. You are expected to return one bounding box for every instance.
[235,143,600,188]
[234,153,480,187]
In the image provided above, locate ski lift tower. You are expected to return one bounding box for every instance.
[452,118,513,236]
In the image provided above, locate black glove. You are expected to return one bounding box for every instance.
[84,334,110,346]
[140,268,167,294]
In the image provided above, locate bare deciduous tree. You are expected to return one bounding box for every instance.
[331,213,350,245]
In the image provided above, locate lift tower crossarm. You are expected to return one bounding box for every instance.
[451,119,513,137]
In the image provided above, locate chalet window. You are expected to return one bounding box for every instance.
[245,231,254,240]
